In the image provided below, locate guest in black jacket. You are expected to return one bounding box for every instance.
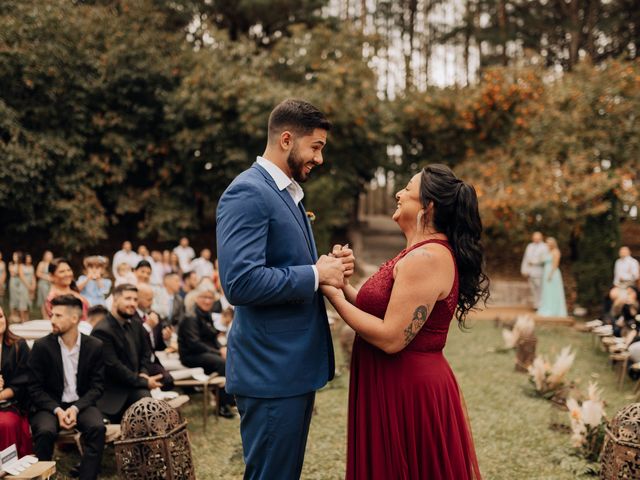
[133,283,174,391]
[28,295,106,480]
[91,284,162,422]
[179,280,234,416]
[0,306,32,457]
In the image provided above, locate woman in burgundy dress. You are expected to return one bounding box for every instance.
[323,164,489,479]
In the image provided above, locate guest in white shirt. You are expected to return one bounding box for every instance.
[28,294,106,480]
[191,248,215,281]
[112,241,140,277]
[610,246,640,303]
[150,250,165,286]
[520,231,549,309]
[173,237,195,273]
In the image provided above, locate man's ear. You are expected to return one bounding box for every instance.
[280,131,293,152]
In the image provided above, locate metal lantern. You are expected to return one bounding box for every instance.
[600,403,640,479]
[115,398,195,479]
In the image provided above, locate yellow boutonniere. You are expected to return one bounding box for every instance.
[306,211,316,223]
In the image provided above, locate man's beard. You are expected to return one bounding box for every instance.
[287,144,310,183]
[117,307,135,319]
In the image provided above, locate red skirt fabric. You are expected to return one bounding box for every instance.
[0,410,33,457]
[346,337,482,480]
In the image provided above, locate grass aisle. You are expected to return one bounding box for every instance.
[55,321,635,479]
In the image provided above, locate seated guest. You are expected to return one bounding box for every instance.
[91,284,162,422]
[190,248,215,281]
[155,272,185,327]
[44,258,89,320]
[133,260,153,286]
[29,295,105,480]
[79,305,109,336]
[179,280,234,417]
[0,306,32,457]
[77,256,112,307]
[179,271,198,299]
[133,284,174,391]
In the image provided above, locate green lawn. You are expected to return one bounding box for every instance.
[41,320,640,479]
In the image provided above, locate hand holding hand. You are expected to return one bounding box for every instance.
[316,255,345,288]
[331,244,355,286]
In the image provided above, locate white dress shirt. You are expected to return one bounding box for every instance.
[58,334,81,404]
[173,246,195,272]
[191,257,215,279]
[112,249,141,276]
[256,156,319,290]
[614,256,640,287]
[520,242,549,278]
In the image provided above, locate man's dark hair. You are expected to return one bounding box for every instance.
[268,99,332,142]
[51,294,83,312]
[135,260,152,270]
[182,271,196,281]
[113,283,138,297]
[164,272,179,280]
[87,304,108,317]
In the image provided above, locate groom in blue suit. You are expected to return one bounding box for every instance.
[216,99,350,479]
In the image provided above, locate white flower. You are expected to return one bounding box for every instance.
[587,381,602,402]
[528,356,547,391]
[581,399,604,427]
[548,346,575,387]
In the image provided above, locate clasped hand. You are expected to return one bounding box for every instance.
[316,244,355,298]
[56,407,78,430]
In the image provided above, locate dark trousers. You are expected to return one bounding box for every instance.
[148,360,175,391]
[235,392,315,480]
[182,352,233,407]
[109,388,150,423]
[31,405,106,480]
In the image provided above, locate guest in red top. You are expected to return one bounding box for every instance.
[323,164,489,480]
[0,306,32,457]
[43,258,89,320]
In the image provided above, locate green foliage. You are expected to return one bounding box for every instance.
[572,208,620,309]
[0,1,390,252]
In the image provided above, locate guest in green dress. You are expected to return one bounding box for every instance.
[22,254,36,313]
[537,237,568,317]
[8,252,29,323]
[35,251,53,309]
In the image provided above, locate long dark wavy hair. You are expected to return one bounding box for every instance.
[419,164,490,327]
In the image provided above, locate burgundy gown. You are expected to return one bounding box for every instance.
[347,239,482,479]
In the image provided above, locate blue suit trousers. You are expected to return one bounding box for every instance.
[235,392,316,480]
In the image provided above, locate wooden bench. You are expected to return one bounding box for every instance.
[174,374,226,431]
[5,461,55,479]
[57,424,121,455]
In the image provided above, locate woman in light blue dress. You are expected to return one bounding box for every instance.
[537,237,568,317]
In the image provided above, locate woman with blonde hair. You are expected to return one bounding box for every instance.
[179,280,235,417]
[537,237,568,317]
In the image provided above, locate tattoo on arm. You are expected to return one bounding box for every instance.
[403,305,430,346]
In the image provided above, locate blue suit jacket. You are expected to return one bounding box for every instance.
[216,163,335,398]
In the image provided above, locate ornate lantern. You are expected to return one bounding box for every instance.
[115,398,195,479]
[600,403,640,479]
